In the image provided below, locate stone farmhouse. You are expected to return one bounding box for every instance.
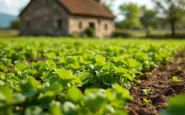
[19,0,115,38]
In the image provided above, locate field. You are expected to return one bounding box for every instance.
[113,29,185,38]
[0,30,18,38]
[1,29,185,38]
[0,37,185,115]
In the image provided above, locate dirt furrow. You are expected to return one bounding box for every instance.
[127,50,185,115]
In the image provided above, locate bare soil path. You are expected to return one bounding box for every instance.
[127,50,185,115]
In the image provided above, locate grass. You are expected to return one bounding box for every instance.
[0,29,19,37]
[115,29,185,38]
[0,29,185,39]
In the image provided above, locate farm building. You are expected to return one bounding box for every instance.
[19,0,115,38]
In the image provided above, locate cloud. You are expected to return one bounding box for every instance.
[1,0,29,15]
[3,0,20,7]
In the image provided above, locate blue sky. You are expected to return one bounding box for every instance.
[0,0,153,20]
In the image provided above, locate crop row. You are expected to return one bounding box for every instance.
[0,38,185,115]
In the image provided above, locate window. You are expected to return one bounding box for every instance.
[26,20,30,28]
[57,20,62,29]
[105,24,108,31]
[79,22,82,29]
[89,22,95,29]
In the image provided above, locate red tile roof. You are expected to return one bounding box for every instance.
[19,0,115,19]
[59,0,115,19]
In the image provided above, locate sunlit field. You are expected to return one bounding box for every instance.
[0,37,185,115]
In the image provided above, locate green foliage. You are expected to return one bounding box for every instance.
[177,66,182,70]
[146,26,153,37]
[142,89,151,95]
[0,64,8,72]
[46,60,56,69]
[67,87,83,103]
[20,76,41,97]
[0,38,184,115]
[95,55,105,65]
[140,6,160,29]
[160,94,185,115]
[55,69,76,80]
[153,0,185,36]
[113,30,133,37]
[84,89,106,112]
[10,19,20,30]
[25,106,43,115]
[120,3,142,29]
[15,62,28,75]
[86,27,95,37]
[171,76,181,83]
[143,98,152,104]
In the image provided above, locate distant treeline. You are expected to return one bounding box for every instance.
[114,0,185,38]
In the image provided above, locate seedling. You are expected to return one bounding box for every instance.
[177,58,182,63]
[177,66,182,70]
[143,98,152,104]
[172,76,181,83]
[141,89,151,95]
[134,86,139,90]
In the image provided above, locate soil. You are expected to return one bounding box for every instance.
[127,50,185,115]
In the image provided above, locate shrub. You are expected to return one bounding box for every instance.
[86,27,95,37]
[113,29,133,38]
[146,26,153,37]
[10,19,20,30]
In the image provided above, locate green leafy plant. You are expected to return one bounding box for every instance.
[160,94,185,115]
[143,98,152,104]
[177,66,182,70]
[86,27,95,37]
[0,37,184,115]
[142,89,151,95]
[171,76,181,83]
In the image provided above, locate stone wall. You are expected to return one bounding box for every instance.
[20,0,69,36]
[69,16,115,38]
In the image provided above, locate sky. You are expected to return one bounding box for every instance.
[0,0,153,20]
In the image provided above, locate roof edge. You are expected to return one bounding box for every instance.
[19,0,71,17]
[19,0,115,19]
[55,0,72,15]
[101,4,116,19]
[71,13,115,19]
[19,0,34,17]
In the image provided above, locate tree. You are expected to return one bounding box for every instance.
[119,3,142,29]
[140,6,159,29]
[10,19,20,30]
[153,0,185,37]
